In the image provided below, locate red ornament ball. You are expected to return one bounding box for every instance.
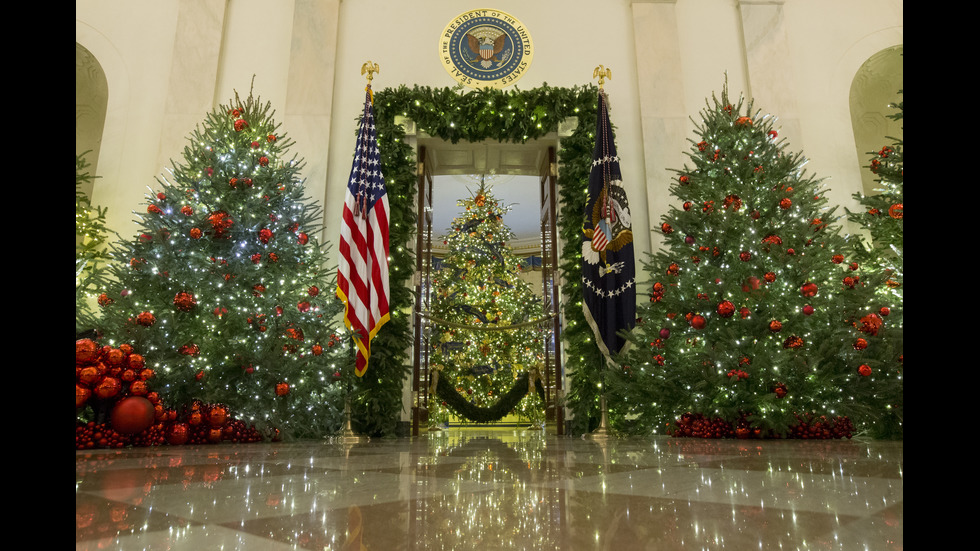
[802,304,814,316]
[690,315,707,330]
[173,291,197,312]
[716,300,735,318]
[76,339,99,364]
[800,282,818,297]
[768,320,782,332]
[76,384,92,408]
[858,364,872,377]
[110,397,156,435]
[208,406,229,427]
[275,382,290,396]
[167,423,190,445]
[136,312,156,327]
[94,377,122,399]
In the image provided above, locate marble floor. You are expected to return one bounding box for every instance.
[76,428,903,550]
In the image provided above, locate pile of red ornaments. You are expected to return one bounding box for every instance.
[668,411,853,440]
[786,412,854,440]
[76,338,163,436]
[75,338,264,449]
[669,413,736,439]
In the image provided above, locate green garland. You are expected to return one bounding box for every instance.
[436,371,531,423]
[361,84,605,434]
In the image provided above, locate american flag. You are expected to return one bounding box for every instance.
[337,88,390,377]
[581,89,635,360]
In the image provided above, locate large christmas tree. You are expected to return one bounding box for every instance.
[94,93,349,440]
[428,182,546,425]
[615,84,902,438]
[848,91,903,308]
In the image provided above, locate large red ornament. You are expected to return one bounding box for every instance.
[716,301,735,318]
[110,397,156,435]
[275,382,290,396]
[859,313,883,336]
[76,339,99,364]
[78,366,100,386]
[690,315,707,330]
[800,282,818,297]
[208,406,228,427]
[888,203,903,219]
[76,384,92,408]
[167,423,190,445]
[94,377,122,399]
[173,291,197,312]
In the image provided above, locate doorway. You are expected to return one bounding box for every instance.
[411,139,564,435]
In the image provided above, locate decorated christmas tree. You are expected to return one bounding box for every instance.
[615,83,902,438]
[428,182,546,425]
[94,93,349,440]
[848,91,903,307]
[76,152,116,334]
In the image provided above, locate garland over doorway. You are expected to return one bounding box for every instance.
[360,84,610,432]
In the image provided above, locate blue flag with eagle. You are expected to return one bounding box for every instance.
[581,89,635,360]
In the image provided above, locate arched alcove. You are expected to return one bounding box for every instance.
[849,45,903,196]
[75,42,108,198]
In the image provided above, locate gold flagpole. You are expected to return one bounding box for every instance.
[586,65,614,440]
[337,62,382,446]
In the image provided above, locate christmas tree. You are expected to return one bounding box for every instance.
[615,83,902,438]
[76,152,116,334]
[848,91,903,306]
[94,93,349,440]
[428,182,546,425]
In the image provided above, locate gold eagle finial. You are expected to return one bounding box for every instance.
[593,65,612,89]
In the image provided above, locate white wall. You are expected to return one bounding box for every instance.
[77,0,902,253]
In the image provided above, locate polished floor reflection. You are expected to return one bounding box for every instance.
[76,428,902,550]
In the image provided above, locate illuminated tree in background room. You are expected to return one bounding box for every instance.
[615,83,903,439]
[94,94,349,440]
[428,182,546,425]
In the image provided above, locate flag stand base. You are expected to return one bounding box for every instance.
[336,396,370,444]
[585,394,613,439]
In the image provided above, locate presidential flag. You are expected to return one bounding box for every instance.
[337,87,390,377]
[581,89,635,360]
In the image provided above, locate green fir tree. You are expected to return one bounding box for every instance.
[76,152,116,334]
[615,84,902,438]
[848,91,903,315]
[95,94,349,440]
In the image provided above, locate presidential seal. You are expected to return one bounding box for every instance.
[439,9,533,89]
